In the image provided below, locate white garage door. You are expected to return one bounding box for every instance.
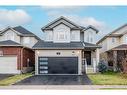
[0,56,20,74]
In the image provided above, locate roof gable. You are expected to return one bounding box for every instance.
[0,26,41,40]
[42,16,82,31]
[97,23,127,44]
[85,25,99,33]
[0,27,22,35]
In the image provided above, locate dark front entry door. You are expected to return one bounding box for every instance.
[84,51,91,65]
[38,57,78,74]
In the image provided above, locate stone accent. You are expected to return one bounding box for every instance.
[100,52,108,62]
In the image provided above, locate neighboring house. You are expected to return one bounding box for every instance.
[33,16,101,75]
[97,24,127,72]
[0,26,40,74]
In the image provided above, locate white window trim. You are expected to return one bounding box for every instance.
[57,31,66,40]
[71,31,76,40]
[112,37,115,43]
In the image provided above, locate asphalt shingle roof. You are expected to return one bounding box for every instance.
[111,44,127,50]
[12,26,41,40]
[13,26,35,36]
[33,40,100,49]
[0,40,22,46]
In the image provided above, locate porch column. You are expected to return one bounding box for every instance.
[95,48,100,72]
[113,50,117,71]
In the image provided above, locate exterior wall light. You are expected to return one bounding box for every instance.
[37,51,40,55]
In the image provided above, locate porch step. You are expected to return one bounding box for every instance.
[86,67,95,74]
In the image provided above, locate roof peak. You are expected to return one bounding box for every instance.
[42,16,82,30]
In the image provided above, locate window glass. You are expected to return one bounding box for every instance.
[112,38,115,43]
[90,37,93,42]
[39,58,48,61]
[58,31,65,40]
[71,31,75,40]
[40,70,48,74]
[39,66,48,69]
[39,62,48,65]
[87,34,89,42]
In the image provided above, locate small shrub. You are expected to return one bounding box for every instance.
[98,60,108,73]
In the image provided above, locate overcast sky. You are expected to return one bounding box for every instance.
[0,6,126,41]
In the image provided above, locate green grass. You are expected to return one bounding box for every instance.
[88,72,127,85]
[0,73,33,86]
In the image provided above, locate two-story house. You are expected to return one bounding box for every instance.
[33,16,101,75]
[0,26,39,74]
[97,24,127,72]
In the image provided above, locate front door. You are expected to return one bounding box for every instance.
[84,51,91,65]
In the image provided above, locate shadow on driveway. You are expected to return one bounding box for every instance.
[14,75,92,85]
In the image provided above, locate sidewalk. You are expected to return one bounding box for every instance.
[0,85,127,90]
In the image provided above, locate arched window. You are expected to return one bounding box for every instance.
[57,28,66,40]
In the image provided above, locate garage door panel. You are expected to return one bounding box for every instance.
[38,57,78,74]
[0,56,18,74]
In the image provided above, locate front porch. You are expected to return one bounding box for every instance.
[81,48,100,74]
[106,44,127,73]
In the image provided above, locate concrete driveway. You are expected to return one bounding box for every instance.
[14,75,92,85]
[0,74,13,80]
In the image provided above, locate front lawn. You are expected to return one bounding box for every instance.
[0,73,33,86]
[88,72,127,85]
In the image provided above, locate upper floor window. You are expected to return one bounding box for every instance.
[87,32,93,43]
[57,31,66,40]
[90,37,93,42]
[71,31,75,40]
[6,32,14,41]
[87,36,89,42]
[24,37,30,44]
[89,31,93,43]
[45,31,52,41]
[112,38,115,43]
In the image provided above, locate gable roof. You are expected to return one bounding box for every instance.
[42,16,99,34]
[0,40,22,46]
[86,25,99,33]
[0,26,40,40]
[32,40,101,50]
[42,16,82,31]
[97,23,127,44]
